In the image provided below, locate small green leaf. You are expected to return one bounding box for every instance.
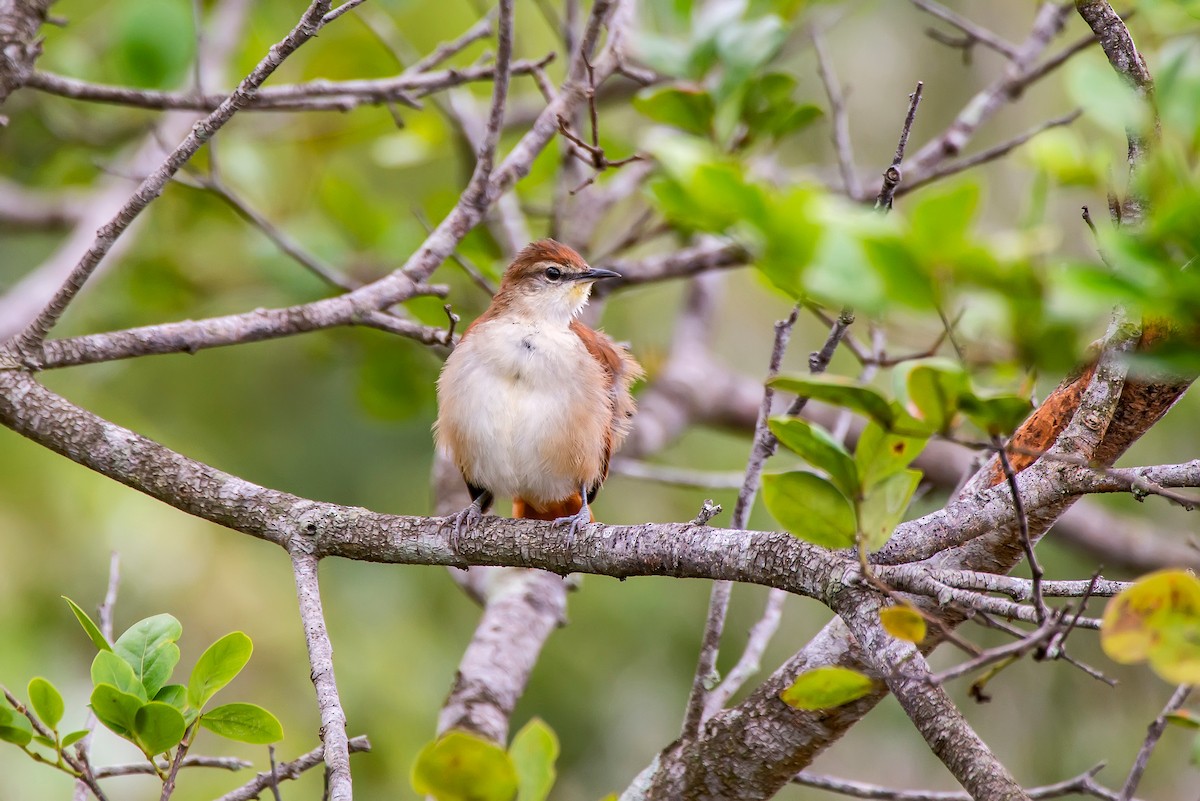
[854,421,928,489]
[188,631,252,710]
[61,730,90,748]
[781,667,875,710]
[154,684,187,710]
[90,684,144,738]
[857,469,922,550]
[63,597,111,652]
[0,707,33,746]
[897,359,969,434]
[134,702,187,756]
[632,84,715,137]
[880,606,927,644]
[769,374,895,429]
[33,734,56,749]
[412,730,518,801]
[762,471,857,549]
[199,703,282,744]
[1167,710,1200,729]
[28,678,64,730]
[92,651,148,702]
[114,614,182,699]
[769,417,859,499]
[510,718,559,801]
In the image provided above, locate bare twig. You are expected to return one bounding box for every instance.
[794,762,1118,800]
[72,553,120,801]
[910,0,1021,60]
[1119,684,1192,801]
[681,306,801,739]
[876,82,924,211]
[213,736,371,801]
[899,110,1081,196]
[812,27,858,198]
[290,553,352,801]
[94,755,252,778]
[8,0,343,354]
[994,436,1047,624]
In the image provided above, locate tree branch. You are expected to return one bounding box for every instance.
[290,552,353,800]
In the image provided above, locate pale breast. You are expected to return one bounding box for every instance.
[435,317,611,506]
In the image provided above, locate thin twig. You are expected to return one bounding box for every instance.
[1119,684,1192,801]
[94,755,251,778]
[994,436,1047,624]
[290,553,353,800]
[681,305,801,740]
[876,82,924,210]
[9,0,343,354]
[910,0,1021,60]
[213,736,371,801]
[793,762,1118,800]
[812,27,858,198]
[899,110,1082,196]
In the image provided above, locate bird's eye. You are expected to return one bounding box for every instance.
[544,266,562,281]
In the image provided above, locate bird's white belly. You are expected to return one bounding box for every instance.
[438,320,607,505]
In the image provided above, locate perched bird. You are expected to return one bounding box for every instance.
[435,239,642,543]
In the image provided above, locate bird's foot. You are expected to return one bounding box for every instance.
[552,506,592,553]
[447,501,484,558]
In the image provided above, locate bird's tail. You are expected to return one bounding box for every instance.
[513,493,593,522]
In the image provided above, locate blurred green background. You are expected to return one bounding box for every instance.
[2,0,1199,798]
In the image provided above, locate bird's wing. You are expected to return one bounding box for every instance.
[570,320,644,501]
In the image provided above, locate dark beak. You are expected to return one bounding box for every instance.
[575,267,621,281]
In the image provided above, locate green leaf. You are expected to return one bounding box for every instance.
[713,15,787,102]
[63,597,111,652]
[857,469,921,551]
[897,359,969,433]
[741,73,823,140]
[769,374,895,429]
[1167,710,1200,730]
[769,417,859,499]
[61,730,90,748]
[91,651,148,702]
[27,678,64,730]
[880,606,927,644]
[114,614,182,698]
[412,730,518,801]
[959,392,1033,436]
[0,707,33,746]
[909,182,980,253]
[854,421,927,489]
[154,684,188,710]
[134,702,186,756]
[780,667,875,710]
[33,734,56,749]
[90,684,144,738]
[188,631,252,709]
[199,703,283,744]
[762,471,856,549]
[632,84,715,137]
[510,718,558,801]
[1147,616,1200,685]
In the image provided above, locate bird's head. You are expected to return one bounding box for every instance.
[494,239,620,323]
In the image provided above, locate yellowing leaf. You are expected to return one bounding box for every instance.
[1101,570,1200,665]
[780,667,875,710]
[412,730,518,801]
[880,606,927,644]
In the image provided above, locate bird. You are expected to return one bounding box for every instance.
[434,239,642,546]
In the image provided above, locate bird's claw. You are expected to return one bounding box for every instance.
[448,502,484,555]
[552,507,592,553]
